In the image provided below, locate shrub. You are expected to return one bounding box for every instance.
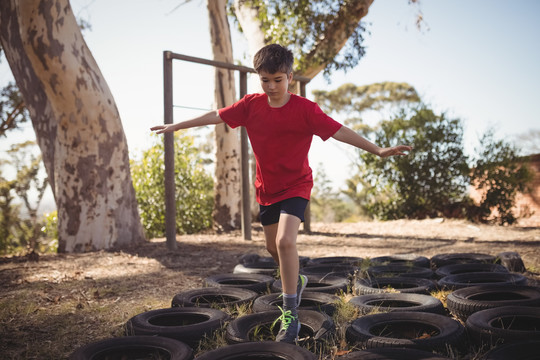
[131,132,214,238]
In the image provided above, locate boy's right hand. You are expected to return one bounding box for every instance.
[150,124,176,134]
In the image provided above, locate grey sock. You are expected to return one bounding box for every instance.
[283,293,297,314]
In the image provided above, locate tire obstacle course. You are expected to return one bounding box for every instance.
[69,251,540,359]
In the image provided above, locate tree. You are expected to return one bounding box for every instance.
[0,0,145,252]
[208,0,242,231]
[232,0,374,80]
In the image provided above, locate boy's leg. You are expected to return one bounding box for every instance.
[263,223,279,265]
[275,213,302,295]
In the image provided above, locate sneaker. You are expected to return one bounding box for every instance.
[273,306,301,343]
[296,274,308,307]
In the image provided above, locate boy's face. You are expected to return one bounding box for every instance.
[258,70,292,104]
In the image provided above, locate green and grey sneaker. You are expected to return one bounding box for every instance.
[297,274,308,306]
[273,306,301,343]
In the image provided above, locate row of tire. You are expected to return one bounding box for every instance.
[70,252,540,359]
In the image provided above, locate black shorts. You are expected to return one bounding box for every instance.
[259,197,309,226]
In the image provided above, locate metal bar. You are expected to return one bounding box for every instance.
[300,81,311,233]
[167,51,311,84]
[163,51,177,250]
[239,71,252,240]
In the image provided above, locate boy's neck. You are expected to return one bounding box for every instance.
[268,92,291,108]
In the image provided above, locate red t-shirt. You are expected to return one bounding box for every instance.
[218,93,342,205]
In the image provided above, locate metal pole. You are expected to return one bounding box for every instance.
[239,71,252,240]
[163,51,177,250]
[300,81,311,233]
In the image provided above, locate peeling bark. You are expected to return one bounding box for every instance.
[208,0,242,231]
[0,0,145,252]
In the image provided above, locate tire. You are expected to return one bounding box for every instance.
[497,251,527,273]
[300,264,357,277]
[465,306,540,347]
[354,277,436,295]
[349,293,445,315]
[125,307,229,347]
[430,253,497,268]
[195,341,317,360]
[307,256,363,266]
[483,340,540,360]
[205,273,275,294]
[345,311,466,352]
[446,284,540,320]
[366,265,434,279]
[233,262,277,276]
[225,310,335,344]
[370,255,430,268]
[69,336,194,360]
[252,291,340,315]
[435,263,508,278]
[438,272,528,290]
[273,274,349,295]
[171,287,258,308]
[338,347,451,359]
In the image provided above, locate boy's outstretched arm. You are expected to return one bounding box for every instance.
[150,110,223,134]
[332,125,412,158]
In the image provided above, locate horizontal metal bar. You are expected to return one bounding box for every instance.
[165,51,311,84]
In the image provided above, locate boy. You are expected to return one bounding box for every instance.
[151,44,411,344]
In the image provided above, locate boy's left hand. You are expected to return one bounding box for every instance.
[379,145,412,158]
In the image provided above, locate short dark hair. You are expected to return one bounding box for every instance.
[253,44,293,74]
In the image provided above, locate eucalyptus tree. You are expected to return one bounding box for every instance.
[0,0,145,252]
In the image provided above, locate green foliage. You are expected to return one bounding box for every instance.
[230,0,367,77]
[471,131,534,225]
[359,107,470,220]
[131,132,214,238]
[0,141,50,255]
[0,82,29,137]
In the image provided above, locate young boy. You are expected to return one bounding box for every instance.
[151,44,411,344]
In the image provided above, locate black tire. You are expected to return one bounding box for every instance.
[205,273,275,294]
[430,253,497,268]
[307,256,363,266]
[69,336,194,360]
[338,347,451,359]
[171,287,258,308]
[483,340,540,360]
[497,251,527,273]
[465,306,540,347]
[438,272,528,290]
[195,341,317,360]
[300,264,357,277]
[349,293,445,315]
[370,255,430,268]
[435,263,508,278]
[366,265,434,279]
[273,274,349,295]
[354,277,436,295]
[346,311,466,352]
[225,310,335,344]
[446,284,540,320]
[233,262,277,276]
[125,307,229,347]
[252,291,340,315]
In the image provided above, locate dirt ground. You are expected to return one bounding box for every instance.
[1,219,539,359]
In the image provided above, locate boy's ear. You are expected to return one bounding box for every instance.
[287,72,293,81]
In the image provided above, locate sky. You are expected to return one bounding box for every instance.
[2,0,540,203]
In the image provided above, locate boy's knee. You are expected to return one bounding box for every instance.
[277,235,295,252]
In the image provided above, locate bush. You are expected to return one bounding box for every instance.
[471,131,534,225]
[131,132,214,238]
[359,107,470,220]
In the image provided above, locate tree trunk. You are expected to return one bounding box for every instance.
[0,0,145,252]
[208,0,242,231]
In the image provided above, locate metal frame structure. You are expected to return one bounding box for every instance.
[163,51,310,249]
